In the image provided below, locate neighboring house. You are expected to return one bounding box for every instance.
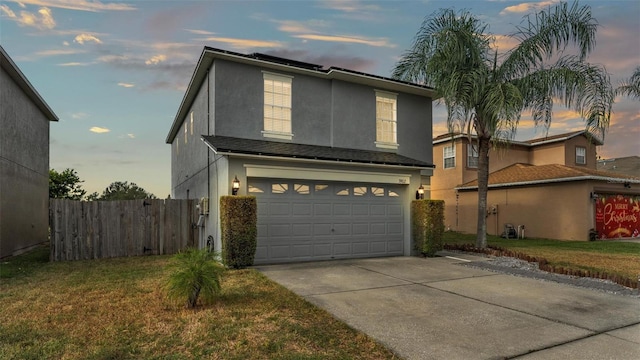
[598,156,640,178]
[432,131,640,240]
[0,46,58,258]
[166,47,436,264]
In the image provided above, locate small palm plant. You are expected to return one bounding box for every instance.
[166,248,225,308]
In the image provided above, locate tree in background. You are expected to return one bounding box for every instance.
[393,1,613,248]
[89,181,156,200]
[616,66,640,100]
[49,168,86,200]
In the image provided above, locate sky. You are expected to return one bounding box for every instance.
[1,0,638,198]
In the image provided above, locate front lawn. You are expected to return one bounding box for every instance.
[0,247,397,360]
[443,232,640,282]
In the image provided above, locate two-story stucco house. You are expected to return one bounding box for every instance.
[1,46,58,258]
[432,131,640,241]
[166,47,436,264]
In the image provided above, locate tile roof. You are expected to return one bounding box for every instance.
[458,163,640,189]
[202,135,434,168]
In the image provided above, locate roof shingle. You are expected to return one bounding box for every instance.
[459,163,640,189]
[202,135,434,168]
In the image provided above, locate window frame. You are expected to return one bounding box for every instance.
[467,143,479,168]
[575,146,586,165]
[375,90,398,149]
[263,71,293,140]
[443,144,456,169]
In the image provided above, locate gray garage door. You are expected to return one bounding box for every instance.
[248,178,405,264]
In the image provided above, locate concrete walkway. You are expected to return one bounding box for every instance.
[256,255,640,360]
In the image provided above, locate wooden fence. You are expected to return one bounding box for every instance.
[50,199,198,261]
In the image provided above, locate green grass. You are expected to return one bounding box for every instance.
[0,248,398,360]
[443,231,640,281]
[0,243,50,279]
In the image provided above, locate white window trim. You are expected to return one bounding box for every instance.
[576,146,586,165]
[443,144,456,169]
[263,71,293,140]
[375,90,398,149]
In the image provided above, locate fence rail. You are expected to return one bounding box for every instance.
[50,199,198,261]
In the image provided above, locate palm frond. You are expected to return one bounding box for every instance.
[500,1,598,80]
[616,66,640,99]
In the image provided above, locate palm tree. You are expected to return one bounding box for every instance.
[393,1,613,248]
[617,66,640,99]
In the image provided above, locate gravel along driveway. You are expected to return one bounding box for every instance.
[459,256,640,298]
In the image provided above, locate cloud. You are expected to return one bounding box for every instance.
[184,29,215,35]
[89,126,110,134]
[276,19,329,34]
[321,0,382,13]
[145,54,166,65]
[127,134,135,139]
[15,0,135,12]
[500,1,559,15]
[1,5,56,29]
[197,36,283,50]
[71,112,88,119]
[292,34,395,48]
[57,61,91,66]
[117,82,135,88]
[74,33,102,44]
[35,48,86,56]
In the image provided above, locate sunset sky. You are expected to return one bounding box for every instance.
[1,0,638,197]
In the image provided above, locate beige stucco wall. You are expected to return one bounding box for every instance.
[456,181,598,241]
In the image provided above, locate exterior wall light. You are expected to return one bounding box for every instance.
[417,184,425,200]
[232,176,240,195]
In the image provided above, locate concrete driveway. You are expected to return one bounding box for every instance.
[256,254,640,360]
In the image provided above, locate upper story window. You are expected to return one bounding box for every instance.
[375,90,398,149]
[443,144,456,169]
[467,144,478,168]
[263,72,293,140]
[576,146,586,165]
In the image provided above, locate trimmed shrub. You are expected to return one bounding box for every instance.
[220,196,257,268]
[166,248,225,308]
[411,200,445,257]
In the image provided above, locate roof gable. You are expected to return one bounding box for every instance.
[433,130,603,147]
[0,46,58,122]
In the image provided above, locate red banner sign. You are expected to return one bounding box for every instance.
[594,194,640,239]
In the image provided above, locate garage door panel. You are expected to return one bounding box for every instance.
[352,223,369,235]
[371,223,386,235]
[370,204,386,216]
[313,223,333,235]
[352,204,369,216]
[292,224,312,236]
[333,242,352,255]
[388,222,403,235]
[333,204,351,216]
[292,203,312,216]
[251,178,405,264]
[314,203,332,216]
[269,224,291,236]
[332,223,351,235]
[388,204,403,216]
[269,202,291,216]
[313,243,332,256]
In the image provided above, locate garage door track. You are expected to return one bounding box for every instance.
[256,255,640,360]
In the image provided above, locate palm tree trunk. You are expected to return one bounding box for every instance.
[475,137,490,248]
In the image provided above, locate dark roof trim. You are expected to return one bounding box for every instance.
[166,47,436,143]
[202,135,434,169]
[0,46,58,122]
